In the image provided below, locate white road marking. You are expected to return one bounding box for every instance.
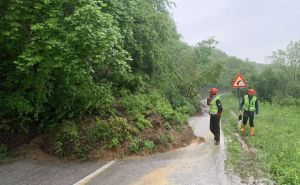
[73,160,116,185]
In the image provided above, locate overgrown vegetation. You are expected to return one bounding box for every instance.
[248,103,300,185]
[0,0,219,159]
[0,144,9,160]
[216,41,300,184]
[222,95,265,180]
[1,1,299,184]
[223,95,299,184]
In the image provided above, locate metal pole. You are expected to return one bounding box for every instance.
[237,88,241,110]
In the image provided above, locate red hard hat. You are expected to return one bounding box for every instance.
[210,87,218,95]
[248,89,256,95]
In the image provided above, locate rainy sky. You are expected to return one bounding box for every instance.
[170,0,300,63]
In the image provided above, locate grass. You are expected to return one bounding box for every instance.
[222,94,300,185]
[248,102,300,184]
[221,95,242,169]
[221,94,262,179]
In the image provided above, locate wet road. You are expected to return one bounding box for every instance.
[0,108,243,185]
[86,113,242,185]
[0,159,107,185]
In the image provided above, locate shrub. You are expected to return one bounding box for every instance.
[164,122,172,130]
[120,91,189,125]
[159,133,173,144]
[90,116,135,148]
[176,105,195,115]
[53,120,79,157]
[143,140,156,152]
[133,114,152,130]
[0,144,9,160]
[120,94,149,116]
[272,96,300,107]
[129,139,143,153]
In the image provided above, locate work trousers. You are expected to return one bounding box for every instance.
[210,115,220,142]
[242,111,255,127]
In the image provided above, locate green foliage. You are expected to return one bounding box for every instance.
[120,94,150,116]
[52,116,139,158]
[253,41,300,102]
[133,114,152,130]
[90,117,135,148]
[120,91,187,124]
[251,67,279,102]
[129,139,143,154]
[0,144,9,160]
[223,95,300,184]
[176,105,195,115]
[272,96,300,106]
[129,139,156,153]
[0,0,127,125]
[156,37,220,102]
[248,103,300,184]
[53,120,79,157]
[143,140,156,152]
[221,96,243,169]
[212,48,267,92]
[149,91,175,120]
[268,41,300,81]
[159,133,173,144]
[0,0,222,159]
[164,122,172,131]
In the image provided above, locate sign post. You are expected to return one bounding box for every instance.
[231,73,247,110]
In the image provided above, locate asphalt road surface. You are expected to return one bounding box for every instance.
[85,113,242,185]
[0,111,243,185]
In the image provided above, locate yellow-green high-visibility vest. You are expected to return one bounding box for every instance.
[209,96,220,114]
[244,95,257,111]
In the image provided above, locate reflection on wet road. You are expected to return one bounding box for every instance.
[87,113,243,185]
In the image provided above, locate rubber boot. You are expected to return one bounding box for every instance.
[250,127,255,136]
[241,125,246,133]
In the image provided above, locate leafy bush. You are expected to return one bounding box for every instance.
[0,0,127,129]
[90,117,136,148]
[164,122,172,131]
[159,133,173,144]
[148,91,175,120]
[0,0,206,160]
[0,144,9,160]
[133,114,152,130]
[120,94,149,116]
[143,140,156,152]
[272,96,300,107]
[120,91,188,125]
[176,105,195,115]
[53,121,79,157]
[129,139,143,154]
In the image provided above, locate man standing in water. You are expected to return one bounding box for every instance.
[207,87,223,145]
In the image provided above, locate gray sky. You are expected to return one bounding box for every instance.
[170,0,300,63]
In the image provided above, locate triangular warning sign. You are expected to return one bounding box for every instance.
[232,73,247,88]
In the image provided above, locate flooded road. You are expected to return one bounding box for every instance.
[86,113,243,185]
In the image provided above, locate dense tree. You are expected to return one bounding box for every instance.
[0,0,222,155]
[268,41,300,81]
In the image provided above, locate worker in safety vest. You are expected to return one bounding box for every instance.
[207,87,223,145]
[240,88,259,136]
